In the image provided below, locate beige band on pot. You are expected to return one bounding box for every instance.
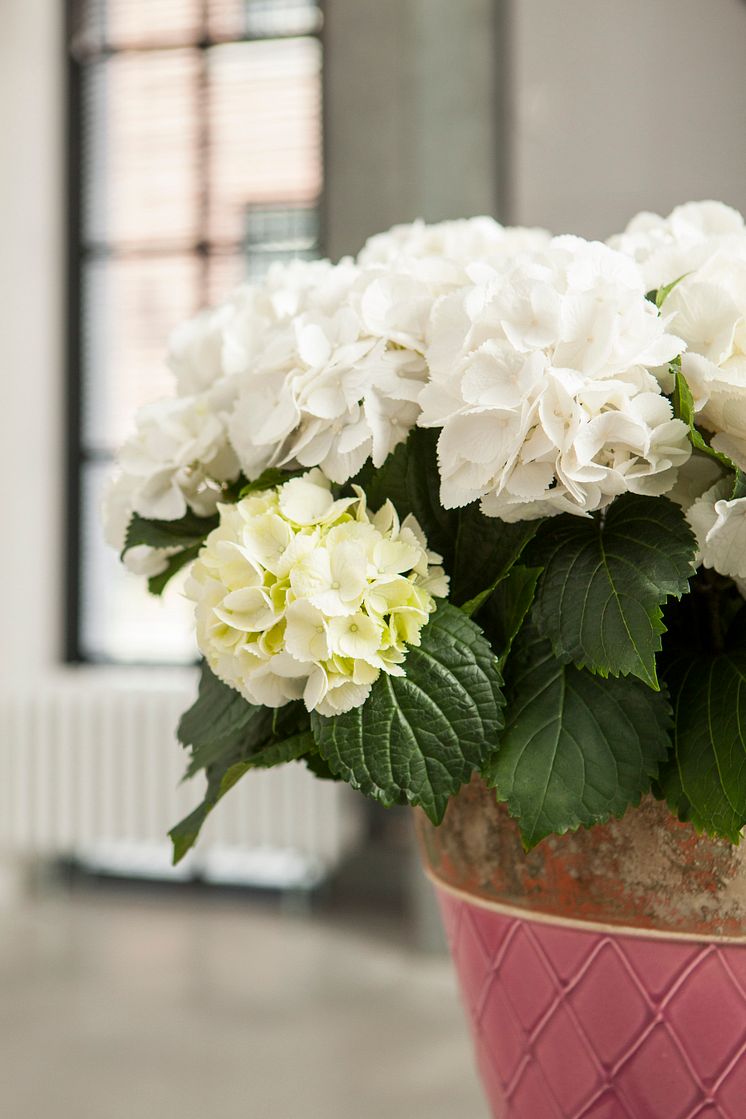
[424,865,746,946]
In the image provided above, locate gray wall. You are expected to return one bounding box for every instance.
[509,0,746,239]
[323,0,501,258]
[323,0,746,253]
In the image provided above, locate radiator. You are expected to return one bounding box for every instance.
[0,669,362,887]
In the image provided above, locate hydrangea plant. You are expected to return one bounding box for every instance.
[105,205,746,860]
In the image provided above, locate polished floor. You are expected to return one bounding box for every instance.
[0,878,488,1118]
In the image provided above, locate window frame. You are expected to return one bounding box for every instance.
[64,0,327,664]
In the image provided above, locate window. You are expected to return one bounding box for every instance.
[66,0,324,663]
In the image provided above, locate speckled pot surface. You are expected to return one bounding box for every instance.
[417,780,746,1119]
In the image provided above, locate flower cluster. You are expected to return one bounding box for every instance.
[108,207,746,575]
[103,385,241,574]
[686,479,746,593]
[104,218,554,563]
[226,221,552,488]
[106,261,346,555]
[611,201,746,466]
[611,202,746,587]
[418,237,690,521]
[186,470,448,716]
[608,200,746,287]
[358,215,550,268]
[226,258,430,486]
[665,453,746,593]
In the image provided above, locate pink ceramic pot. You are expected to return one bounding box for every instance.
[416,780,746,1119]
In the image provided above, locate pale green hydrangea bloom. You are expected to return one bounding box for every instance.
[186,468,449,715]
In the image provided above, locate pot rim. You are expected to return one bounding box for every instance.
[425,865,746,946]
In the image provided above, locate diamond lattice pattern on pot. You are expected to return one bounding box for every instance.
[437,891,746,1119]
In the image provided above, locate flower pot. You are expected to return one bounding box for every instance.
[416,779,746,1119]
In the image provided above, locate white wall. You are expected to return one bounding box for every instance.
[0,1,65,678]
[509,0,746,238]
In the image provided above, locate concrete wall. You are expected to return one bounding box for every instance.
[0,1,65,678]
[508,0,746,238]
[323,0,501,258]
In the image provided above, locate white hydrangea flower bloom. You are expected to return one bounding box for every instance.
[112,283,258,536]
[608,200,746,288]
[358,216,551,268]
[664,456,746,599]
[418,236,690,521]
[664,454,724,512]
[116,385,240,522]
[226,260,440,486]
[186,469,448,716]
[113,225,557,546]
[661,253,746,469]
[221,259,358,377]
[225,225,556,488]
[686,478,746,582]
[167,302,237,397]
[611,202,746,468]
[117,260,358,535]
[167,261,351,394]
[109,250,430,563]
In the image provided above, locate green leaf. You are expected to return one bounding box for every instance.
[486,627,672,848]
[238,467,302,499]
[310,602,505,824]
[219,473,248,502]
[138,469,311,596]
[124,510,218,554]
[660,652,746,843]
[218,733,316,796]
[655,273,689,308]
[357,431,536,614]
[452,506,539,611]
[476,565,542,665]
[124,510,219,596]
[178,662,272,777]
[671,367,737,471]
[169,801,215,865]
[727,604,746,651]
[353,429,459,567]
[170,664,315,863]
[651,770,690,821]
[169,729,315,864]
[271,701,311,741]
[645,275,689,308]
[147,545,201,596]
[303,752,344,782]
[354,432,538,598]
[732,470,746,501]
[529,494,697,689]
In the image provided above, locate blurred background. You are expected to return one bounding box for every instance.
[0,1,744,1116]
